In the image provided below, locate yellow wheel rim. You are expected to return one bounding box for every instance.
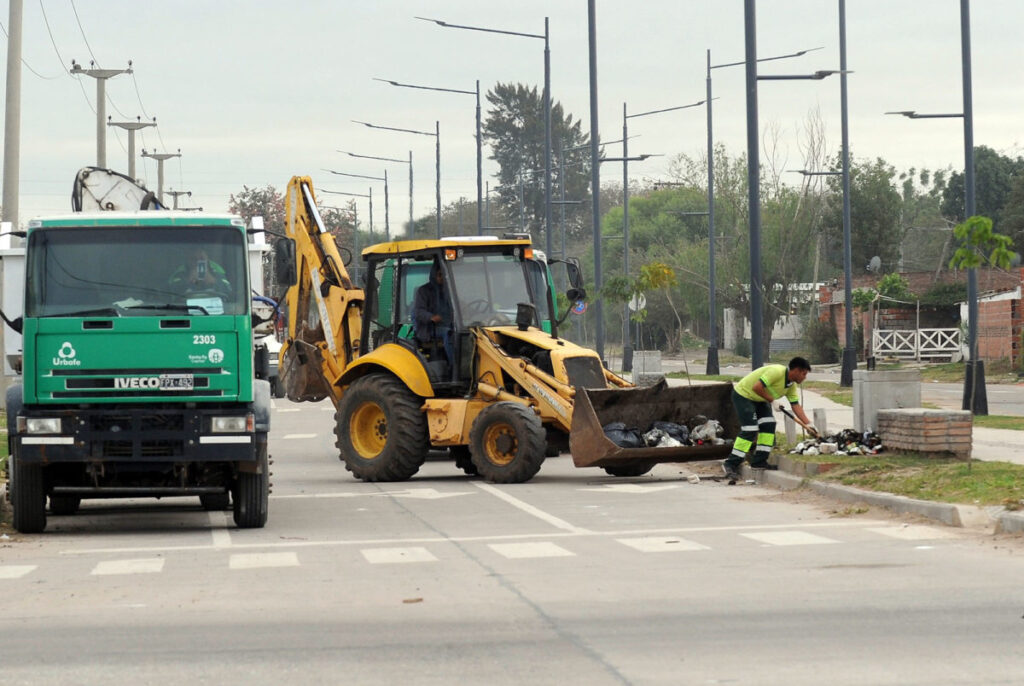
[482,421,517,466]
[349,400,388,459]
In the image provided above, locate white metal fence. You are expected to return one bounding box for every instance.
[872,328,961,361]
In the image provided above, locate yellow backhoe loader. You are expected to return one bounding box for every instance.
[275,176,737,483]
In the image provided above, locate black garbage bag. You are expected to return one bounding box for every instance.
[602,421,644,449]
[652,420,690,444]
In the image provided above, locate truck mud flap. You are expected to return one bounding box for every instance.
[569,380,739,468]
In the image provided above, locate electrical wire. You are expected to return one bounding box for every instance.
[69,0,99,66]
[0,20,63,79]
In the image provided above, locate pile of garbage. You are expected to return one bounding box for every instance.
[603,415,727,449]
[790,428,884,456]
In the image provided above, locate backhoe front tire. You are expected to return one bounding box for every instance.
[11,450,47,534]
[603,462,656,478]
[335,373,429,482]
[469,402,546,484]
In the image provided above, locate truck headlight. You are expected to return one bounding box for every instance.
[22,417,62,434]
[211,415,253,433]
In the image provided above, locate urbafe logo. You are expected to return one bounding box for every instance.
[208,348,224,364]
[53,341,81,367]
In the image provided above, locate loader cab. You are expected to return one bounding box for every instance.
[362,240,543,391]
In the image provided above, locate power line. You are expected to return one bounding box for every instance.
[70,0,99,65]
[0,21,62,79]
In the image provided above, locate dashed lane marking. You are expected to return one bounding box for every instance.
[741,531,839,546]
[617,536,710,553]
[282,433,317,439]
[0,565,37,579]
[361,547,437,564]
[91,558,165,576]
[866,525,960,540]
[489,542,575,559]
[229,552,300,569]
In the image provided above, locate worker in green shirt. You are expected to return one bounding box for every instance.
[725,356,813,482]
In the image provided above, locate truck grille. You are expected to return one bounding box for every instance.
[51,367,223,398]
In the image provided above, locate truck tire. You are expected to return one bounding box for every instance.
[233,436,269,528]
[335,373,429,482]
[469,402,546,484]
[49,495,81,516]
[603,462,655,478]
[11,450,47,534]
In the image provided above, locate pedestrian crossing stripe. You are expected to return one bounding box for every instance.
[617,536,710,552]
[229,552,300,569]
[0,565,36,579]
[741,531,839,546]
[361,547,437,564]
[91,558,165,575]
[489,542,574,558]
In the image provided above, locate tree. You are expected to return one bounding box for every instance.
[822,157,902,275]
[940,146,1024,231]
[227,185,285,236]
[997,173,1024,254]
[482,82,591,246]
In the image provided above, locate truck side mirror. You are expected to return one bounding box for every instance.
[274,239,297,287]
[563,258,584,290]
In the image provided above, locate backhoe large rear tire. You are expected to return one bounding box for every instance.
[469,402,546,484]
[11,450,47,534]
[335,373,429,482]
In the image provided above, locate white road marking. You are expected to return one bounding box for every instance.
[361,547,437,564]
[579,484,679,494]
[321,406,335,411]
[276,408,301,413]
[62,520,883,556]
[0,565,37,579]
[209,511,232,548]
[473,481,590,534]
[867,525,959,541]
[282,433,317,439]
[617,536,709,552]
[91,558,165,576]
[741,531,839,546]
[274,488,473,501]
[229,552,299,569]
[489,542,575,559]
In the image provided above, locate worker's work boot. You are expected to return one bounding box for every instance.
[721,460,742,484]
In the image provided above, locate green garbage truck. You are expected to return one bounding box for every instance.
[2,212,272,532]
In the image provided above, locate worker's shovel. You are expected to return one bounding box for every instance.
[778,405,820,438]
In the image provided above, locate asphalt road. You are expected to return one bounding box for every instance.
[2,399,1023,685]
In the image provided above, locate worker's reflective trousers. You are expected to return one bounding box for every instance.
[726,388,775,469]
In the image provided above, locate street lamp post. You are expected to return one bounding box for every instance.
[70,60,132,168]
[706,45,821,374]
[320,190,371,281]
[338,149,413,238]
[886,0,984,414]
[140,148,180,205]
[619,99,704,371]
[323,168,389,240]
[375,77,482,235]
[418,15,553,256]
[354,119,441,238]
[744,0,837,368]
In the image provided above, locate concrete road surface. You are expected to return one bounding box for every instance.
[2,398,1024,685]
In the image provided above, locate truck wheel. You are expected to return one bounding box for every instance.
[11,451,47,533]
[603,462,655,478]
[233,437,269,528]
[270,377,285,399]
[450,446,478,476]
[200,492,231,511]
[49,495,81,516]
[469,402,546,484]
[335,373,428,482]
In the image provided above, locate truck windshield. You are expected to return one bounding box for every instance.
[448,253,534,327]
[25,226,248,317]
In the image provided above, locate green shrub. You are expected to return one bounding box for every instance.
[734,338,751,358]
[803,317,839,364]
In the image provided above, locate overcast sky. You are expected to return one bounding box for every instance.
[3,0,1022,228]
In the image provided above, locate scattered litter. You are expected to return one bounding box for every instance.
[687,474,701,484]
[402,597,423,604]
[602,417,728,448]
[790,428,883,455]
[0,534,9,540]
[642,428,682,448]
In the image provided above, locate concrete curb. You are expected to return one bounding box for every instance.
[743,464,1005,531]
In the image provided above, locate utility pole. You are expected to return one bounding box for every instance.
[166,190,191,210]
[70,60,132,168]
[141,149,181,205]
[107,116,156,180]
[2,0,23,229]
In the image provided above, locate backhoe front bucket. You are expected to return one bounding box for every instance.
[569,380,739,469]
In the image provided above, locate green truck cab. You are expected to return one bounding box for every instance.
[4,212,271,533]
